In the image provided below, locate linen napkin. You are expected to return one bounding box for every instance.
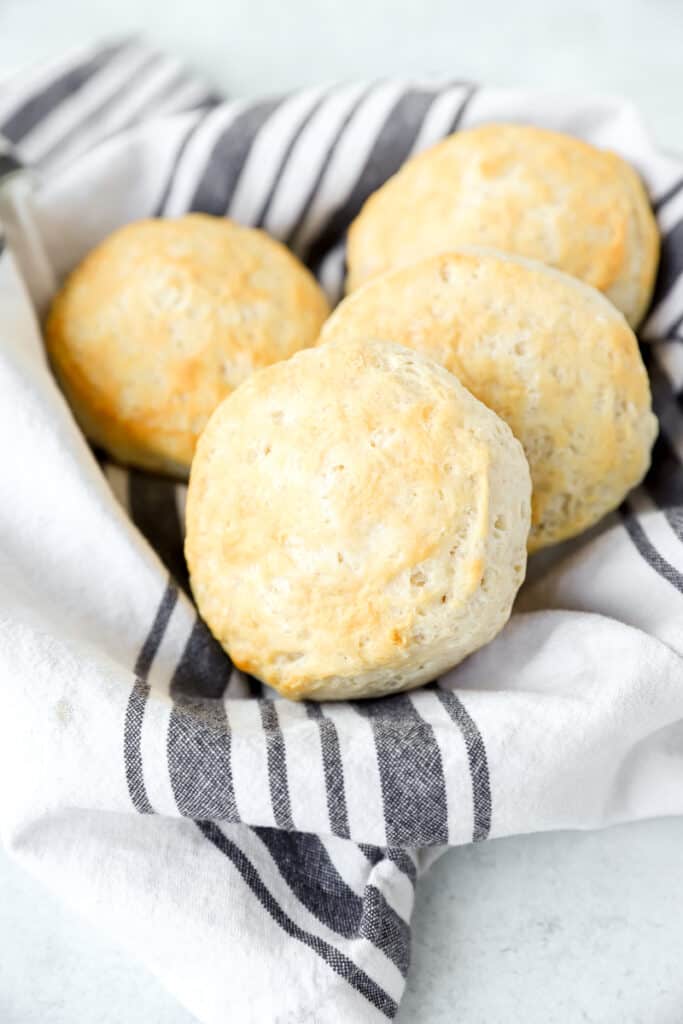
[2,38,683,1024]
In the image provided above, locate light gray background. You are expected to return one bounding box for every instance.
[1,2,682,1022]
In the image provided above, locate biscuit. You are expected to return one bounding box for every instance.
[186,338,531,700]
[321,249,657,550]
[347,123,659,327]
[45,214,330,476]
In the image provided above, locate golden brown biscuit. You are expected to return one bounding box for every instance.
[347,123,659,327]
[45,214,330,476]
[321,249,657,550]
[186,338,531,700]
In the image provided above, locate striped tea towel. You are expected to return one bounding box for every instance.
[2,38,683,1024]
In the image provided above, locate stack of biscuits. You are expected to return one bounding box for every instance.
[45,124,659,701]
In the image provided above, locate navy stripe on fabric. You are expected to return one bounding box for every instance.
[197,820,398,1018]
[621,508,683,596]
[127,469,189,592]
[167,693,240,820]
[653,177,683,212]
[254,91,329,228]
[134,579,179,678]
[124,679,154,814]
[624,344,683,589]
[165,595,236,814]
[643,344,672,406]
[153,109,210,216]
[242,672,264,698]
[166,596,235,815]
[189,98,281,214]
[638,347,683,510]
[284,85,376,248]
[305,88,436,271]
[36,52,160,166]
[0,152,22,178]
[665,505,683,543]
[665,311,683,339]
[260,699,295,830]
[170,617,234,699]
[650,218,683,313]
[253,828,410,974]
[359,845,417,884]
[436,689,492,842]
[116,70,217,133]
[646,432,683,509]
[385,848,418,883]
[124,580,178,813]
[447,83,477,132]
[361,884,410,978]
[353,694,449,847]
[305,702,351,839]
[1,40,129,143]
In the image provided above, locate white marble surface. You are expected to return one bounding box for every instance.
[2,2,683,1021]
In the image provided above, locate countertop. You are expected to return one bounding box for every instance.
[1,1,682,1021]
